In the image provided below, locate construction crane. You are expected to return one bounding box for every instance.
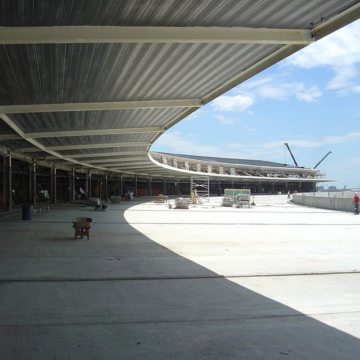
[284,143,299,167]
[314,151,332,169]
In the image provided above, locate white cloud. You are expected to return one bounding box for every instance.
[242,126,257,132]
[257,82,322,102]
[153,131,225,156]
[257,85,289,100]
[327,65,358,91]
[226,143,247,149]
[153,131,281,160]
[325,156,360,188]
[210,80,321,116]
[293,84,322,102]
[235,80,323,104]
[215,114,235,125]
[242,77,273,89]
[180,111,200,123]
[286,20,360,94]
[212,94,255,112]
[264,132,360,149]
[287,21,360,68]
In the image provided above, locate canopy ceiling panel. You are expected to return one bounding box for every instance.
[8,108,183,132]
[1,138,32,150]
[0,121,14,133]
[0,0,355,28]
[0,43,280,104]
[0,0,358,176]
[57,146,148,156]
[83,154,149,162]
[37,134,155,147]
[9,108,187,132]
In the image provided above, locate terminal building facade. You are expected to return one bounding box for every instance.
[0,149,324,210]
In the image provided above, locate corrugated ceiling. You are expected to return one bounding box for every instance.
[0,0,359,178]
[0,0,355,28]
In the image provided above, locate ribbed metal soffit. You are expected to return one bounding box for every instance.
[0,0,359,177]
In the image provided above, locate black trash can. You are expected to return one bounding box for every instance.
[22,204,33,220]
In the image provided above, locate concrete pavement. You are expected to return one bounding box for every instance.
[1,195,359,359]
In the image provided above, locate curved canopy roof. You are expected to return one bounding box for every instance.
[0,0,359,178]
[159,153,290,168]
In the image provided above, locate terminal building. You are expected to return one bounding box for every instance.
[0,149,325,210]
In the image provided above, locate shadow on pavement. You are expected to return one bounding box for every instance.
[0,201,359,359]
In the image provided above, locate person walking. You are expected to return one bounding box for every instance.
[354,192,359,214]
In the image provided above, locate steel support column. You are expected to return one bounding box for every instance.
[1,155,5,210]
[88,171,92,198]
[163,178,166,195]
[85,170,89,198]
[51,165,57,203]
[105,173,108,200]
[32,160,37,206]
[71,169,75,203]
[4,153,12,210]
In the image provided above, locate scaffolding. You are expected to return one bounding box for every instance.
[190,176,210,203]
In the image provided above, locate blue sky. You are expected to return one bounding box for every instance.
[152,20,360,188]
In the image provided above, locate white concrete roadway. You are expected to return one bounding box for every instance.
[0,195,359,359]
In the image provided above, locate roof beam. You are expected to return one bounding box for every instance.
[0,113,107,170]
[112,164,157,170]
[130,168,171,173]
[18,141,149,153]
[0,26,313,45]
[0,133,21,141]
[105,163,151,169]
[0,99,200,114]
[24,127,163,139]
[145,169,174,173]
[312,3,360,41]
[83,157,149,164]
